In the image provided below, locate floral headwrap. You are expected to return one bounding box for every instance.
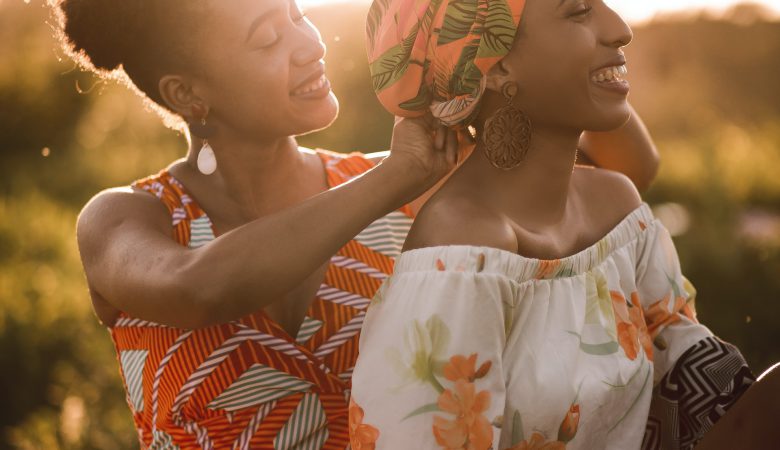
[366,0,526,127]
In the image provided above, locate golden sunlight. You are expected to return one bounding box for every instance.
[299,0,780,24]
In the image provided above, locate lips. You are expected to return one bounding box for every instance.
[591,64,627,83]
[291,69,329,96]
[590,55,629,95]
[591,55,627,75]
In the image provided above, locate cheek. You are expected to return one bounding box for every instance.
[516,61,582,113]
[518,50,599,122]
[512,38,586,103]
[217,56,293,118]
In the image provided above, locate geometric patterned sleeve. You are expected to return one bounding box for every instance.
[642,336,755,450]
[634,221,756,449]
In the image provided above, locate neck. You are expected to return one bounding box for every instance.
[463,124,581,227]
[186,133,311,219]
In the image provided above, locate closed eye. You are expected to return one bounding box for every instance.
[570,6,593,18]
[256,36,281,49]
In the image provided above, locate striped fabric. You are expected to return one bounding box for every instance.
[354,211,414,259]
[119,350,149,412]
[206,364,314,412]
[273,393,329,450]
[295,317,325,345]
[189,216,216,249]
[113,150,414,449]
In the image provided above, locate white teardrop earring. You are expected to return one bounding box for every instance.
[197,140,217,175]
[194,116,217,175]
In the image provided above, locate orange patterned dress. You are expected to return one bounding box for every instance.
[110,150,413,449]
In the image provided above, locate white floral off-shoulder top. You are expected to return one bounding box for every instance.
[349,203,714,450]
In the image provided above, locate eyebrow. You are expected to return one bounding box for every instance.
[245,9,277,43]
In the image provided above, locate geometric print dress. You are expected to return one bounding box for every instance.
[110,149,414,449]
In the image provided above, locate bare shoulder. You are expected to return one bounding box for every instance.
[77,187,170,255]
[403,192,517,253]
[573,165,643,224]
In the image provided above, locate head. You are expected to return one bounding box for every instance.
[367,0,632,135]
[51,0,338,143]
[480,0,633,134]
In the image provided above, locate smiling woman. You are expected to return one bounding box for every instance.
[48,0,460,447]
[300,0,780,24]
[349,0,765,449]
[46,0,667,446]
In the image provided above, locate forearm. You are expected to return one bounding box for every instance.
[578,104,659,191]
[185,156,426,326]
[87,118,455,328]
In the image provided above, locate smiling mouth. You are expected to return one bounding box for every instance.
[591,64,628,83]
[291,74,329,96]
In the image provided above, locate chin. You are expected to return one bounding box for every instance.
[585,102,631,132]
[296,94,340,136]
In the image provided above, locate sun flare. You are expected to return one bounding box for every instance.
[299,0,780,24]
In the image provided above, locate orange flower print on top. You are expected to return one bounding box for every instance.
[349,399,380,450]
[433,379,493,450]
[617,321,640,360]
[630,292,653,360]
[443,354,492,383]
[611,291,652,361]
[535,259,562,279]
[645,294,690,338]
[506,432,566,450]
[557,403,580,443]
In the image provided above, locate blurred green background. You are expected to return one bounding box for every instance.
[1,0,778,448]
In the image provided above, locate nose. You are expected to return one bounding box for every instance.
[291,21,327,67]
[600,5,633,49]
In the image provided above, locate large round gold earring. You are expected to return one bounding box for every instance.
[482,82,532,170]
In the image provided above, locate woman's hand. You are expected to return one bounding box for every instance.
[384,115,460,193]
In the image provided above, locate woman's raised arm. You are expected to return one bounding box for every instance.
[78,118,458,329]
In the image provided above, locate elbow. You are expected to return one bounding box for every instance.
[172,251,269,329]
[178,285,224,329]
[168,260,230,329]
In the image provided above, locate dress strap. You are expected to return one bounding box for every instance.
[132,170,207,246]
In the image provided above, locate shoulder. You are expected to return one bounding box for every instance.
[77,187,170,253]
[403,192,517,253]
[574,165,643,218]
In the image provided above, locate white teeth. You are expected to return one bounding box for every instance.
[591,64,627,83]
[293,75,327,95]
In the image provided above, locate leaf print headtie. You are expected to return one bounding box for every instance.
[366,0,527,127]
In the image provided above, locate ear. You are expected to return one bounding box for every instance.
[485,60,513,93]
[158,74,206,121]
